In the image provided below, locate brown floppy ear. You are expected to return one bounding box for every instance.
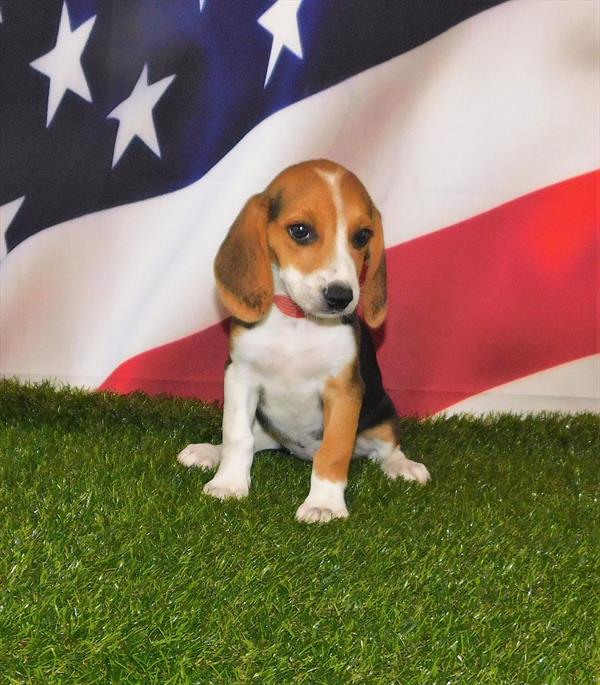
[361,207,387,328]
[214,193,273,323]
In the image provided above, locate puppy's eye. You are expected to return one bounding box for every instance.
[352,228,373,249]
[288,223,315,244]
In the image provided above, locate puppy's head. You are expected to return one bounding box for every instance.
[214,160,387,327]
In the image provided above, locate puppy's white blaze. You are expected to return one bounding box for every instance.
[315,169,359,306]
[296,473,348,523]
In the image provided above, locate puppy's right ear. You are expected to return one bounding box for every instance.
[214,194,273,323]
[361,206,387,328]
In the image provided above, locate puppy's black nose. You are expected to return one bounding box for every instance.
[323,282,354,311]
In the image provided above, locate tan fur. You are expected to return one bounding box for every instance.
[313,360,363,482]
[359,207,387,328]
[214,195,273,323]
[264,162,341,274]
[358,419,396,445]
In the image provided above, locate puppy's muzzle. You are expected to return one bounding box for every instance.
[323,281,354,312]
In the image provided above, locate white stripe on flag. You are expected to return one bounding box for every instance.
[1,0,598,394]
[440,355,600,415]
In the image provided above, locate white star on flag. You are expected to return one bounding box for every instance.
[107,64,176,169]
[199,0,206,11]
[258,0,303,88]
[30,2,96,127]
[0,196,25,260]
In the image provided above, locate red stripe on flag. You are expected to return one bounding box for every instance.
[99,319,230,405]
[378,170,598,414]
[100,171,599,415]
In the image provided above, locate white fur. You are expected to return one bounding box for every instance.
[296,473,348,523]
[234,306,356,460]
[277,263,331,316]
[202,363,258,499]
[316,168,360,308]
[380,448,431,484]
[177,443,221,470]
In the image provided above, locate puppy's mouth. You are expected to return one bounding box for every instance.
[291,285,358,318]
[276,268,358,319]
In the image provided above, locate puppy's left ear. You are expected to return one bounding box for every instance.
[361,207,387,328]
[214,193,273,323]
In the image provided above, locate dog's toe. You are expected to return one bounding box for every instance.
[382,450,430,484]
[203,477,249,500]
[177,443,221,470]
[295,501,348,524]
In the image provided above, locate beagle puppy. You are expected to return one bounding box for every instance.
[177,159,430,523]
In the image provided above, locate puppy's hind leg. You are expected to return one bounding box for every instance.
[356,419,431,485]
[177,419,280,471]
[380,446,431,484]
[177,443,221,471]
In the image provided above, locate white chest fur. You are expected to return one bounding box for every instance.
[232,308,357,458]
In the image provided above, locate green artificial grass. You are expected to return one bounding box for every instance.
[0,379,598,684]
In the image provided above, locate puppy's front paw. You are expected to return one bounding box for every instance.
[296,500,349,524]
[382,449,430,484]
[296,475,349,524]
[203,476,249,500]
[177,443,221,470]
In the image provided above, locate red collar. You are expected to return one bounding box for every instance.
[273,294,306,318]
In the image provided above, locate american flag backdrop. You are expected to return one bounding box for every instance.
[0,0,598,416]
